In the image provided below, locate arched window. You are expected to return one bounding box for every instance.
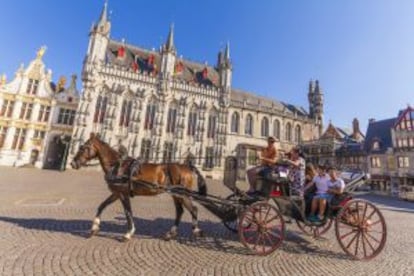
[231,112,240,133]
[119,99,133,127]
[294,125,301,143]
[166,103,178,133]
[207,109,218,139]
[245,114,253,135]
[93,95,107,124]
[273,119,280,140]
[285,122,292,141]
[261,117,269,137]
[144,100,157,130]
[187,105,198,136]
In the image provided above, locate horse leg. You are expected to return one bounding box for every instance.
[89,193,118,237]
[181,196,203,238]
[119,193,135,241]
[163,196,183,241]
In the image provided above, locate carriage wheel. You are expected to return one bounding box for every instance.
[296,218,333,238]
[239,202,285,256]
[223,194,239,233]
[335,199,387,261]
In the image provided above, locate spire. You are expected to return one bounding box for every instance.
[224,41,230,60]
[99,0,108,26]
[165,23,175,52]
[314,80,322,94]
[308,79,314,94]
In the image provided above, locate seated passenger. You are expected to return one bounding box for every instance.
[246,136,278,195]
[310,166,345,222]
[283,147,306,198]
[305,164,330,222]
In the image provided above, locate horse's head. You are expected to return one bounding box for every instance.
[71,133,100,169]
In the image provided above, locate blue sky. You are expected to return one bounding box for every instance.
[1,0,413,133]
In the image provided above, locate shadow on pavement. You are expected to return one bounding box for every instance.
[0,215,349,259]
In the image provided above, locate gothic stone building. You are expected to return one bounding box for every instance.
[0,47,79,169]
[70,3,323,178]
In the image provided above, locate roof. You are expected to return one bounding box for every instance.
[364,118,396,154]
[230,88,309,117]
[106,40,220,87]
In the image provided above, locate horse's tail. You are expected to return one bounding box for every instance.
[190,165,207,196]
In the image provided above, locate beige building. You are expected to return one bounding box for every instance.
[69,3,323,178]
[0,47,79,169]
[365,106,414,195]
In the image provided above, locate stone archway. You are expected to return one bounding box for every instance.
[43,135,71,170]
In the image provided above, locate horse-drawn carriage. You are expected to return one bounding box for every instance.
[71,134,386,260]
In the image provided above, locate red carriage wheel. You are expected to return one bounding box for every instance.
[296,218,333,238]
[239,202,285,256]
[335,199,387,261]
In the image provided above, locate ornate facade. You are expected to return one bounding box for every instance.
[301,118,366,171]
[69,3,323,178]
[0,48,79,168]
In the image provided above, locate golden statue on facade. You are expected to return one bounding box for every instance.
[36,46,47,59]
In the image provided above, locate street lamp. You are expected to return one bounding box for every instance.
[60,134,70,171]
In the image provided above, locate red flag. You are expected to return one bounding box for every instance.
[118,46,125,58]
[202,67,208,79]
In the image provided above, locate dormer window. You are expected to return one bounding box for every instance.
[26,79,39,95]
[372,141,380,150]
[68,97,73,103]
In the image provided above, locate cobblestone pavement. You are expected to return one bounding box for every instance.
[0,167,413,276]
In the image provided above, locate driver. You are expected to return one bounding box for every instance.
[246,136,278,195]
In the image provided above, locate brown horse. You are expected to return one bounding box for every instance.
[70,133,207,241]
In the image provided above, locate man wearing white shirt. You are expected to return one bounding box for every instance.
[305,165,330,222]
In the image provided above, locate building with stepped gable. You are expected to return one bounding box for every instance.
[69,2,323,178]
[0,47,79,169]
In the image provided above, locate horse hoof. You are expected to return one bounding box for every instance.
[88,229,99,238]
[192,229,204,238]
[163,231,177,241]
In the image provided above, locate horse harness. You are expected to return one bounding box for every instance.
[105,158,177,196]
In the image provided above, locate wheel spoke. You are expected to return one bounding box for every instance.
[345,231,359,249]
[362,202,368,220]
[365,231,381,244]
[263,205,271,222]
[356,202,360,226]
[340,229,357,240]
[361,232,368,258]
[362,232,376,252]
[354,232,360,256]
[368,220,382,227]
[266,214,280,224]
[366,230,384,234]
[267,230,282,240]
[243,226,259,233]
[253,234,262,250]
[366,208,377,220]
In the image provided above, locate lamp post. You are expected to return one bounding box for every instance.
[60,135,70,171]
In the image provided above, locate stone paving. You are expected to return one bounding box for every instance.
[0,167,413,276]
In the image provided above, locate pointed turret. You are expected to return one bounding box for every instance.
[224,42,230,61]
[93,0,111,36]
[87,1,111,62]
[165,24,175,53]
[98,0,108,26]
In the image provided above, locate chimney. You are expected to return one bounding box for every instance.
[352,118,360,136]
